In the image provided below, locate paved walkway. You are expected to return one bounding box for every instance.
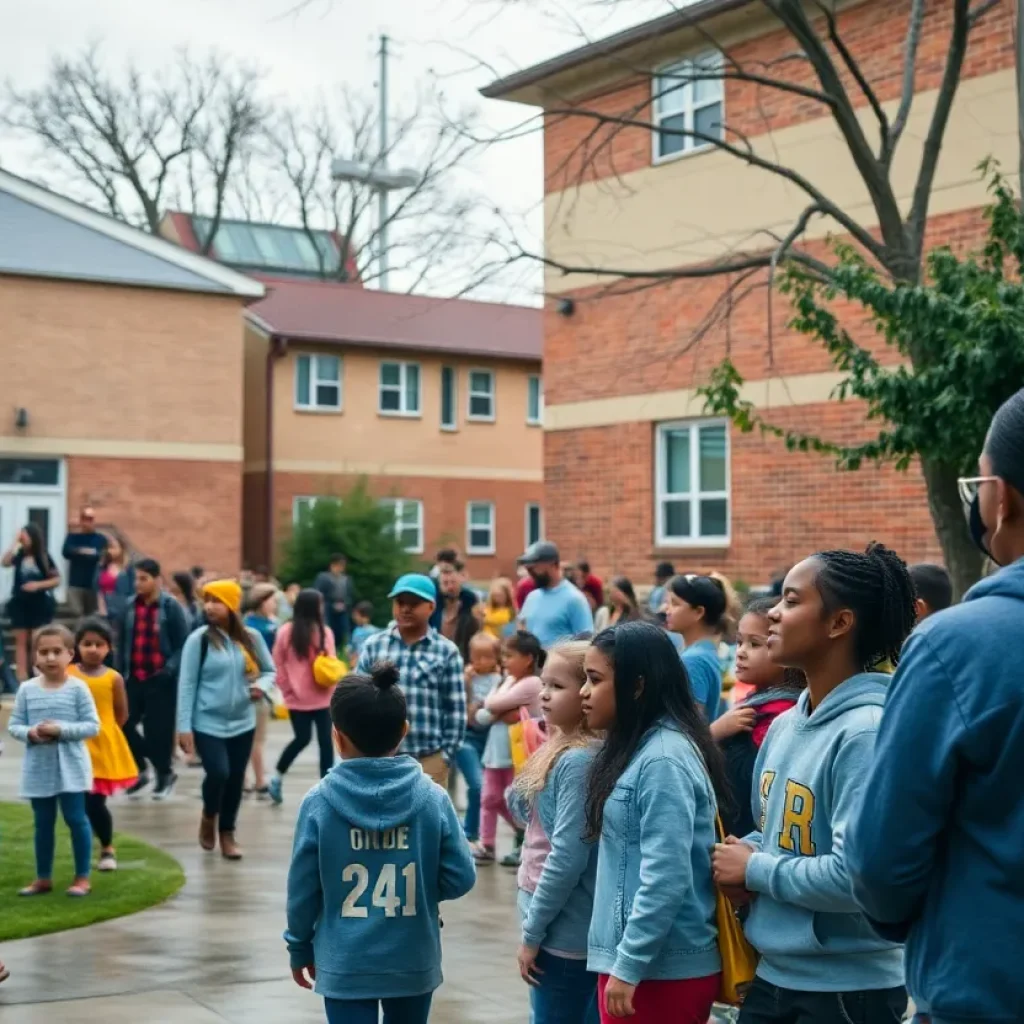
[0,723,529,1023]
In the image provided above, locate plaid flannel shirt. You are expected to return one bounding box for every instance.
[130,597,164,681]
[356,625,466,762]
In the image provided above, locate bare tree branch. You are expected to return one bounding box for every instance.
[888,0,927,159]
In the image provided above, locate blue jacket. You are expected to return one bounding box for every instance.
[508,745,598,956]
[61,531,107,590]
[284,756,476,1000]
[176,626,275,738]
[118,591,189,679]
[588,721,720,985]
[742,674,903,992]
[848,559,1024,1023]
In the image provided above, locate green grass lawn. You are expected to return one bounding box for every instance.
[0,801,185,942]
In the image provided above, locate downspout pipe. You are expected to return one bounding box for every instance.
[265,336,287,571]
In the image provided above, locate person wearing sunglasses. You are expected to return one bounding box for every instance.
[847,387,1024,1024]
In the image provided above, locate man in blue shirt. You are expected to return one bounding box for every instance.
[356,574,466,788]
[61,506,107,617]
[517,541,593,648]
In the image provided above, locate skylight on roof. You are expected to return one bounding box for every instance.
[193,217,342,276]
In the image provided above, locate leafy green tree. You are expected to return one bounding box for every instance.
[277,480,416,626]
[701,169,1024,598]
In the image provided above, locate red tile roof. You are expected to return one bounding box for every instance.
[246,277,542,362]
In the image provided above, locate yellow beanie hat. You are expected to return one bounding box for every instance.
[203,579,242,615]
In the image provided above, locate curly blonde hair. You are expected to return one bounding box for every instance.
[512,639,594,804]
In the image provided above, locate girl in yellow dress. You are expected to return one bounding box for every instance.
[70,617,137,872]
[479,577,516,639]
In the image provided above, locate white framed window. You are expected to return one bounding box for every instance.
[467,369,495,422]
[379,361,421,416]
[294,354,342,411]
[466,501,496,555]
[379,498,424,554]
[440,366,457,431]
[293,496,320,523]
[655,419,730,546]
[527,375,543,425]
[525,503,543,547]
[652,51,724,163]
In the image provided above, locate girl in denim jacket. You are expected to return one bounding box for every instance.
[581,621,730,1023]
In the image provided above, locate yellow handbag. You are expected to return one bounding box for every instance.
[714,813,759,1005]
[509,706,545,774]
[312,651,348,688]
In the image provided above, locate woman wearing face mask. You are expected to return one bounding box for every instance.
[847,387,1024,1024]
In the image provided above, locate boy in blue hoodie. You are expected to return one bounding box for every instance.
[713,544,917,1024]
[848,389,1024,1024]
[285,661,476,1024]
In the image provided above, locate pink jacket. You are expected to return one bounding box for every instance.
[272,622,337,711]
[484,674,543,718]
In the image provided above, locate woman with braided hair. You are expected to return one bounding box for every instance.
[712,542,914,1024]
[848,387,1024,1024]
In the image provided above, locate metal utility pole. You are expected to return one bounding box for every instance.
[378,34,391,290]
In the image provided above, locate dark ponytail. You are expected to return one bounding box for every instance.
[329,660,408,757]
[814,542,917,671]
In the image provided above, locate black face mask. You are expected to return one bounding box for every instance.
[967,492,997,564]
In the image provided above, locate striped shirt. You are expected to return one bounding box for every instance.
[356,626,466,761]
[7,678,100,798]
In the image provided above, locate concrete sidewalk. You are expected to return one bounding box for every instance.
[0,723,529,1023]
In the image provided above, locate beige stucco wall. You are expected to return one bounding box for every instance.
[543,69,1017,294]
[260,344,543,481]
[0,275,246,460]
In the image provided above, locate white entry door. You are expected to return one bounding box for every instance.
[0,458,67,606]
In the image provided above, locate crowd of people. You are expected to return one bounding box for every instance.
[3,387,1024,1024]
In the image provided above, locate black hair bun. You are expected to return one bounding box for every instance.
[371,663,401,691]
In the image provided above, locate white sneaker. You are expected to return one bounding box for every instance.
[97,852,117,872]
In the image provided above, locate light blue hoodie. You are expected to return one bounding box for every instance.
[848,558,1024,1024]
[588,721,720,985]
[285,755,476,1000]
[176,626,275,738]
[507,745,599,956]
[742,673,903,992]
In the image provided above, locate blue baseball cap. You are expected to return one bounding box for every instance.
[388,573,437,605]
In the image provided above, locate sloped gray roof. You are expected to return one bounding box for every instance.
[0,171,263,298]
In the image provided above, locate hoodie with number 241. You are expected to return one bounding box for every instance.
[285,755,477,1000]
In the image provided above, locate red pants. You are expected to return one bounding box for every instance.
[597,973,720,1023]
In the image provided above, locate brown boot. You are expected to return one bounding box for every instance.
[199,813,217,851]
[219,831,243,861]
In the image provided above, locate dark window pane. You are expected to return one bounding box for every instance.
[694,102,722,141]
[663,500,691,539]
[470,528,492,549]
[380,363,400,387]
[295,357,311,405]
[664,429,691,494]
[0,459,60,486]
[699,498,728,537]
[316,383,339,407]
[441,367,455,427]
[469,395,492,418]
[380,389,400,412]
[405,365,420,412]
[658,113,687,156]
[699,425,727,491]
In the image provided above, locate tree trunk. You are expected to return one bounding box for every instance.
[920,457,983,600]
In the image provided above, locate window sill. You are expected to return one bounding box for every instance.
[526,419,543,428]
[378,410,422,420]
[440,424,459,433]
[652,539,731,552]
[466,415,496,424]
[466,548,496,557]
[294,405,343,415]
[651,139,717,168]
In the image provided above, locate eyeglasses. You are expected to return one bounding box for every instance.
[957,476,998,510]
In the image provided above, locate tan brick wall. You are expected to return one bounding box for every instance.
[543,0,1014,191]
[544,405,943,587]
[68,457,242,577]
[0,275,246,447]
[271,472,544,581]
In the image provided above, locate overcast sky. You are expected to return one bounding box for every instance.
[0,0,678,300]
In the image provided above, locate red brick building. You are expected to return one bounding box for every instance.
[483,0,1016,586]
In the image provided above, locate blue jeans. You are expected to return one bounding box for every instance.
[530,949,599,1024]
[324,993,432,1024]
[31,792,92,880]
[454,731,486,841]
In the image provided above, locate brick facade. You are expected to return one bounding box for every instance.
[270,472,544,581]
[68,456,242,578]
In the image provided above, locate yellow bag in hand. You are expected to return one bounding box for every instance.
[715,814,759,1005]
[509,706,545,774]
[313,652,348,688]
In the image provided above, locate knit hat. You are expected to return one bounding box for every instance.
[203,579,242,615]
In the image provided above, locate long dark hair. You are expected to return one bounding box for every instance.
[21,523,50,574]
[610,575,641,620]
[205,605,259,664]
[172,571,196,606]
[584,620,730,841]
[291,588,326,658]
